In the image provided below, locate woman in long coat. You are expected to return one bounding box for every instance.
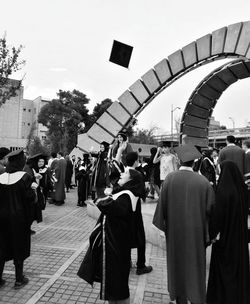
[78,169,145,303]
[207,160,250,304]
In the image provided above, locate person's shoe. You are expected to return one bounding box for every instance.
[14,276,29,289]
[0,279,6,287]
[136,265,153,275]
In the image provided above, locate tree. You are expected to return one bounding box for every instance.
[129,125,158,144]
[26,136,50,156]
[38,90,90,153]
[0,35,25,107]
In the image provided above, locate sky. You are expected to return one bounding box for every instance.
[1,0,250,134]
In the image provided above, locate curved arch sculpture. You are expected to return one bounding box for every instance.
[180,58,250,146]
[77,21,250,151]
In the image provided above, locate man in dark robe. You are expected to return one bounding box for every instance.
[218,135,245,175]
[153,144,215,304]
[54,151,67,205]
[0,147,10,174]
[0,149,36,289]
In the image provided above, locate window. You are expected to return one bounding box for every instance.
[28,109,31,112]
[23,108,26,111]
[27,123,30,126]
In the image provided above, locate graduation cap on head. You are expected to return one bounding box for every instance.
[109,40,133,68]
[174,144,202,163]
[29,153,47,161]
[6,149,24,161]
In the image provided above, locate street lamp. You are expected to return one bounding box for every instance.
[228,117,235,129]
[171,104,181,146]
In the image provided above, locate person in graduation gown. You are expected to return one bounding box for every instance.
[23,154,43,226]
[206,160,250,304]
[0,149,36,289]
[78,169,145,304]
[199,149,216,189]
[92,141,110,198]
[54,151,67,205]
[153,144,215,304]
[75,159,89,206]
[65,155,73,192]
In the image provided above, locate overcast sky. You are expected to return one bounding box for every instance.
[2,0,250,134]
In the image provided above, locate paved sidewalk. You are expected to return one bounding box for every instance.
[0,188,171,304]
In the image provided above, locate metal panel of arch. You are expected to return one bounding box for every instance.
[180,59,250,146]
[77,21,250,152]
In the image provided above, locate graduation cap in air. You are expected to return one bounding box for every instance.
[174,144,202,163]
[109,40,133,68]
[6,149,24,161]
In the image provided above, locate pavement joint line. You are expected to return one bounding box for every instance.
[132,243,153,304]
[33,244,78,251]
[33,208,81,235]
[25,240,89,304]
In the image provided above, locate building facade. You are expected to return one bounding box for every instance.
[0,82,49,151]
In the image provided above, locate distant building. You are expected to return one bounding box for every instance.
[209,116,220,130]
[0,81,50,150]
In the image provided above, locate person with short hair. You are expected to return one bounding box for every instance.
[125,151,153,275]
[153,144,215,304]
[0,149,36,289]
[218,135,245,175]
[78,168,148,304]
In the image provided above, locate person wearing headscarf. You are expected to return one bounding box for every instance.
[23,154,43,228]
[78,168,146,304]
[92,141,110,198]
[0,147,10,174]
[35,155,51,208]
[0,149,36,289]
[206,160,250,304]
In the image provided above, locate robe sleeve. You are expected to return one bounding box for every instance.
[96,194,131,217]
[205,183,216,244]
[209,192,225,240]
[152,180,168,232]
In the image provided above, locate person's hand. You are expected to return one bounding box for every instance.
[34,173,42,180]
[157,147,162,154]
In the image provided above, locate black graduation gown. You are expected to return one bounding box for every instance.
[78,192,136,301]
[207,161,250,304]
[0,172,36,261]
[23,164,43,223]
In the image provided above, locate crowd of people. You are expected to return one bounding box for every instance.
[0,133,249,304]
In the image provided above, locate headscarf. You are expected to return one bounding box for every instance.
[211,160,248,244]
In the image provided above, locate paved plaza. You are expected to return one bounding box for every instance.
[0,189,171,304]
[0,188,249,304]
